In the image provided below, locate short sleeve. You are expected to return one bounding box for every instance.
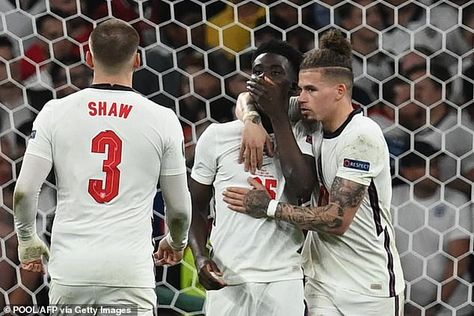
[25,101,54,162]
[160,111,187,176]
[336,127,387,186]
[294,130,314,157]
[191,124,217,185]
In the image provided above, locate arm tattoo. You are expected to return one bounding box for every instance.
[275,177,367,233]
[330,177,366,209]
[243,190,271,218]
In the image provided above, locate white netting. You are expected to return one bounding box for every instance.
[0,0,472,315]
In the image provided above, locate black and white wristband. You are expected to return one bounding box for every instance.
[266,200,279,218]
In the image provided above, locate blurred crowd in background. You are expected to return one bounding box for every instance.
[0,0,473,315]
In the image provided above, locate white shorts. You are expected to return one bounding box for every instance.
[49,281,156,316]
[205,279,305,316]
[305,278,404,316]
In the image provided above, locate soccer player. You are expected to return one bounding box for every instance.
[13,19,191,314]
[189,40,315,316]
[224,29,405,315]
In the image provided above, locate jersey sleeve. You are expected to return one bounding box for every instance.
[335,126,386,186]
[160,111,187,176]
[294,129,314,157]
[25,101,54,162]
[191,124,217,185]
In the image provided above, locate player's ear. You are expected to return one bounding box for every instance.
[133,52,141,69]
[85,51,94,69]
[335,83,347,101]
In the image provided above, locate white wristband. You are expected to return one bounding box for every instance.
[266,200,279,218]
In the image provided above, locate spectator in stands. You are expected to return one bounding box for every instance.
[393,142,473,315]
[407,63,473,194]
[369,78,418,159]
[0,36,21,85]
[49,61,92,98]
[20,14,73,82]
[398,46,433,77]
[337,0,394,101]
[382,2,425,55]
[205,0,265,59]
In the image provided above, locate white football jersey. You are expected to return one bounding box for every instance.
[191,120,313,285]
[26,84,186,287]
[302,109,405,297]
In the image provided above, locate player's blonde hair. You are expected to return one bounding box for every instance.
[89,18,139,74]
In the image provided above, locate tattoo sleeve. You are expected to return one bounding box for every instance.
[274,177,367,234]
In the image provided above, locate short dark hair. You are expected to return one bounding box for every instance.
[252,39,303,75]
[300,29,353,94]
[400,141,441,168]
[405,62,452,95]
[90,18,139,72]
[0,36,13,49]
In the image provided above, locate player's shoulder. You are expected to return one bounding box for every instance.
[197,120,242,146]
[347,112,385,140]
[352,112,383,132]
[204,120,241,133]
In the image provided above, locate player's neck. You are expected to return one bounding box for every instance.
[91,72,133,88]
[322,100,354,134]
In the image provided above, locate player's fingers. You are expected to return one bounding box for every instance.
[21,262,34,271]
[265,135,274,157]
[256,146,264,170]
[227,204,246,213]
[246,86,263,98]
[208,261,223,276]
[225,186,250,195]
[153,249,164,264]
[238,142,245,164]
[32,262,43,273]
[222,189,245,200]
[244,148,250,172]
[222,196,244,209]
[247,177,266,190]
[201,266,226,289]
[250,147,258,174]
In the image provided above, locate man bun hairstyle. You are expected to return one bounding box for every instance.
[301,29,353,94]
[90,18,139,73]
[252,39,303,75]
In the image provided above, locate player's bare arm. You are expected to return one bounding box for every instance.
[247,76,317,202]
[189,178,227,290]
[236,92,273,174]
[224,176,366,236]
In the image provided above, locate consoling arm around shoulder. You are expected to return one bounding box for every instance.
[275,177,367,236]
[160,173,192,250]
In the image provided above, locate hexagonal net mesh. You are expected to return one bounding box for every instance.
[0,0,472,315]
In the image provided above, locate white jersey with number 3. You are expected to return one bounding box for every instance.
[25,85,186,288]
[303,109,405,297]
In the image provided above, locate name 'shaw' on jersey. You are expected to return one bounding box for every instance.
[88,101,134,119]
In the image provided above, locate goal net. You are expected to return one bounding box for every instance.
[0,0,472,315]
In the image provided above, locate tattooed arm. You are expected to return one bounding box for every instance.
[224,176,367,236]
[275,177,367,235]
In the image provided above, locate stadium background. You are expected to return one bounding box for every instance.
[0,0,472,315]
